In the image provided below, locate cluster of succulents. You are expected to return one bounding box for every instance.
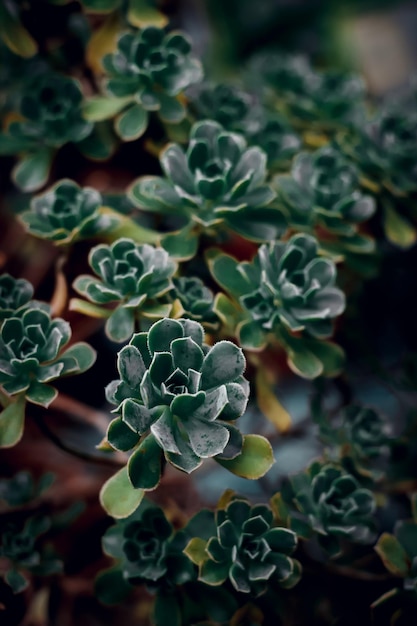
[2,3,417,625]
[186,494,301,596]
[0,471,62,594]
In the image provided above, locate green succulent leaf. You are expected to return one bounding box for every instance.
[161,224,199,261]
[12,148,54,192]
[0,394,26,448]
[100,466,145,519]
[374,533,409,578]
[95,567,132,605]
[4,568,29,594]
[83,96,133,121]
[383,202,417,249]
[153,592,181,626]
[115,103,148,141]
[216,435,275,479]
[127,434,163,490]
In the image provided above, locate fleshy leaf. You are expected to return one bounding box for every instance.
[99,466,145,519]
[127,434,163,489]
[216,434,275,479]
[0,394,26,448]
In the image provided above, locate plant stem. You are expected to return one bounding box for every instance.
[32,411,126,467]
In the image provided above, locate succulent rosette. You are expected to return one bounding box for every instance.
[248,51,315,100]
[13,73,92,147]
[289,71,366,127]
[84,26,203,140]
[281,463,377,555]
[100,503,195,592]
[188,82,254,132]
[273,146,376,254]
[105,317,250,489]
[249,53,365,129]
[0,514,61,593]
[342,405,390,462]
[0,73,93,191]
[0,305,96,447]
[72,238,177,342]
[129,120,284,258]
[0,274,33,321]
[341,108,417,195]
[172,276,219,327]
[19,179,120,245]
[209,233,345,367]
[249,116,301,170]
[185,495,301,596]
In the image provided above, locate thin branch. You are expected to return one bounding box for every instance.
[50,393,112,435]
[32,412,126,468]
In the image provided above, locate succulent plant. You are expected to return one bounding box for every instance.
[185,494,301,595]
[95,502,231,624]
[249,51,315,99]
[84,26,203,140]
[14,73,92,147]
[249,53,365,129]
[341,405,390,462]
[249,116,301,170]
[0,306,96,404]
[281,463,377,555]
[291,71,366,127]
[273,145,376,254]
[188,82,254,132]
[0,274,33,321]
[172,276,219,327]
[104,317,253,489]
[0,305,96,447]
[209,233,345,356]
[0,514,61,593]
[0,470,55,507]
[0,73,94,191]
[112,504,195,589]
[19,179,120,245]
[72,238,177,342]
[129,120,284,258]
[341,108,417,195]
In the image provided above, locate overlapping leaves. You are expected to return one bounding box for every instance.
[128,120,284,258]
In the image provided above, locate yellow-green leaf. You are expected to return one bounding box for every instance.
[216,435,275,479]
[255,367,291,433]
[0,394,26,448]
[374,532,409,577]
[99,466,144,519]
[184,537,207,566]
[383,204,417,249]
